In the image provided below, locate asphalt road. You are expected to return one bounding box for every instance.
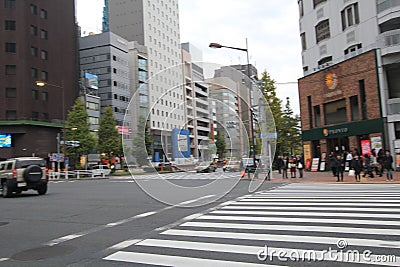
[0,171,282,266]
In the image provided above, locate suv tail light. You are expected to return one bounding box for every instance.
[12,169,17,179]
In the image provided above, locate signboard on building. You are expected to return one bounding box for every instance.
[172,128,190,158]
[118,126,129,135]
[303,144,312,170]
[85,72,99,89]
[370,136,383,152]
[0,133,11,148]
[311,158,320,172]
[361,139,372,156]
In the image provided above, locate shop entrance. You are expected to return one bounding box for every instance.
[327,137,350,155]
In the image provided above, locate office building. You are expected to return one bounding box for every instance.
[0,0,78,159]
[107,0,184,161]
[297,0,399,166]
[79,32,131,126]
[181,43,210,159]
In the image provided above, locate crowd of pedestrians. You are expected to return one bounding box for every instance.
[328,149,394,182]
[277,155,305,179]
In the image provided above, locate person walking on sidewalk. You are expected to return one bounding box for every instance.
[351,154,362,182]
[329,152,337,177]
[335,154,345,182]
[282,156,289,179]
[289,156,297,178]
[277,156,284,175]
[382,150,394,181]
[296,155,305,178]
[363,153,374,178]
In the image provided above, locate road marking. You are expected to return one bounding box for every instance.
[210,209,400,219]
[162,229,400,249]
[197,215,400,227]
[42,194,214,247]
[181,221,400,236]
[222,205,400,213]
[240,198,400,202]
[133,239,400,266]
[104,251,282,267]
[0,258,9,262]
[231,202,400,207]
[108,239,141,250]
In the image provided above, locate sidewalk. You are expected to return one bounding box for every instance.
[267,170,400,184]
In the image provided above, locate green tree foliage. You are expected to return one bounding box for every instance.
[215,130,226,159]
[64,98,96,164]
[132,116,151,166]
[98,106,122,158]
[281,97,302,155]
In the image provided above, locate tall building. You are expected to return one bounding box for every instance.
[0,0,78,159]
[297,0,400,166]
[181,43,210,159]
[79,32,131,126]
[107,0,184,161]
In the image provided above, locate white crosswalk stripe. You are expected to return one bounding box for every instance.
[104,183,400,266]
[117,172,241,180]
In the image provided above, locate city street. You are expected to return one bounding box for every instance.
[1,172,400,266]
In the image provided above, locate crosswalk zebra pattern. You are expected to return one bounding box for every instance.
[103,183,400,266]
[126,172,241,180]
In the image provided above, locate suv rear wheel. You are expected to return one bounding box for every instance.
[2,181,13,198]
[37,184,47,195]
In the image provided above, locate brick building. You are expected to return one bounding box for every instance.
[298,50,385,169]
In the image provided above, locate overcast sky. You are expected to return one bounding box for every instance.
[76,0,303,113]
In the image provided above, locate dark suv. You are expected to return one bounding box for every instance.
[0,157,48,197]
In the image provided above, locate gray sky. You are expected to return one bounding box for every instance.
[76,0,303,113]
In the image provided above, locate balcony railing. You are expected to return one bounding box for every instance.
[377,0,400,13]
[379,29,400,55]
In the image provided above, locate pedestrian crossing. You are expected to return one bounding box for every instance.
[103,183,400,266]
[123,172,242,180]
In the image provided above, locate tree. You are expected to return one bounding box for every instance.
[64,98,96,167]
[132,116,151,166]
[98,106,122,159]
[281,97,302,155]
[215,130,226,159]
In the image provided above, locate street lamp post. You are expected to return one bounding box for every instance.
[35,80,65,172]
[209,40,256,164]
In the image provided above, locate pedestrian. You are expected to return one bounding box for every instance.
[345,151,353,171]
[289,156,297,178]
[382,150,394,181]
[282,156,289,179]
[351,154,362,182]
[371,149,379,176]
[377,149,384,177]
[336,154,345,182]
[329,152,337,177]
[277,156,284,174]
[363,153,374,178]
[296,155,305,178]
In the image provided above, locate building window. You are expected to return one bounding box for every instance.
[6,110,16,120]
[40,71,48,81]
[41,50,48,60]
[5,87,16,98]
[344,43,362,55]
[4,0,16,8]
[5,42,16,53]
[341,3,359,31]
[324,99,347,125]
[318,56,332,66]
[307,96,313,128]
[30,4,37,14]
[5,20,16,30]
[315,19,330,43]
[298,0,304,17]
[314,105,322,127]
[40,9,47,19]
[359,80,367,120]
[300,33,307,51]
[32,90,39,100]
[40,29,48,39]
[31,68,38,78]
[5,65,16,75]
[350,96,360,121]
[32,111,39,121]
[31,46,38,56]
[313,0,327,8]
[41,91,48,101]
[395,122,400,139]
[30,25,37,36]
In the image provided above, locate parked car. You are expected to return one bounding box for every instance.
[195,161,216,173]
[0,157,48,197]
[223,160,241,172]
[90,165,111,177]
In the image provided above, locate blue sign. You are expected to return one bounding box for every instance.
[0,133,11,148]
[172,128,190,158]
[65,157,69,165]
[85,72,99,89]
